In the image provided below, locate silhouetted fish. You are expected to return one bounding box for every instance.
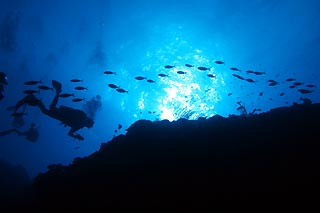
[198,67,210,71]
[245,78,255,83]
[297,89,312,94]
[228,93,232,96]
[164,65,175,69]
[185,64,194,67]
[230,67,240,71]
[300,97,312,104]
[59,93,74,98]
[104,71,116,75]
[286,78,296,82]
[108,84,119,89]
[158,74,169,77]
[118,124,122,130]
[207,74,216,78]
[135,76,146,80]
[177,71,187,74]
[269,82,278,86]
[24,80,42,85]
[259,92,263,96]
[306,84,316,88]
[74,86,88,90]
[253,71,266,75]
[38,85,53,90]
[147,79,156,83]
[215,60,225,64]
[280,92,284,96]
[268,80,277,83]
[289,85,296,89]
[70,79,83,82]
[293,82,303,86]
[246,70,255,74]
[72,98,85,102]
[232,74,245,80]
[116,88,128,93]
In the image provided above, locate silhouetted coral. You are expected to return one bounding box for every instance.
[9,103,320,210]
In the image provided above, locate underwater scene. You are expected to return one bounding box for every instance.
[0,0,319,180]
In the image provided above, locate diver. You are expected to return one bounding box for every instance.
[0,72,8,101]
[14,80,94,140]
[0,123,39,143]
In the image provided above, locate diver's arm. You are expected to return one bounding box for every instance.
[68,127,84,140]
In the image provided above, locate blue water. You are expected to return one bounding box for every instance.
[0,0,319,178]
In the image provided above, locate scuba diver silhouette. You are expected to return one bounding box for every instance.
[14,80,94,140]
[0,123,39,143]
[0,72,8,101]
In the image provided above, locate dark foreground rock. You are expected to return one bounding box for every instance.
[9,103,320,210]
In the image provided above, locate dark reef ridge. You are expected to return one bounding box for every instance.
[5,103,320,210]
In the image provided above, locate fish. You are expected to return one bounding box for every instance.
[280,92,284,96]
[177,71,187,74]
[108,84,119,89]
[118,124,122,130]
[268,80,277,83]
[104,71,116,75]
[74,86,88,90]
[59,93,75,98]
[158,74,169,77]
[297,89,312,94]
[289,85,296,89]
[259,92,263,96]
[135,76,147,80]
[24,80,42,85]
[70,79,83,82]
[198,67,210,71]
[245,78,255,83]
[214,60,225,64]
[23,89,39,95]
[147,79,156,83]
[253,71,266,75]
[164,65,175,69]
[116,88,128,93]
[300,97,312,104]
[293,82,303,86]
[306,84,316,88]
[286,78,296,82]
[228,93,232,96]
[185,64,194,67]
[207,74,216,78]
[232,74,245,80]
[72,98,85,102]
[38,85,53,90]
[246,70,255,74]
[230,67,241,71]
[269,82,278,86]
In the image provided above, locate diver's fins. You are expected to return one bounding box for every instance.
[52,80,62,93]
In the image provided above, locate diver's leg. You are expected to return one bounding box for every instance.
[0,129,16,137]
[37,101,50,116]
[50,80,62,110]
[14,95,36,112]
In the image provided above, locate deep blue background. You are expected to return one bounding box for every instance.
[0,0,319,178]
